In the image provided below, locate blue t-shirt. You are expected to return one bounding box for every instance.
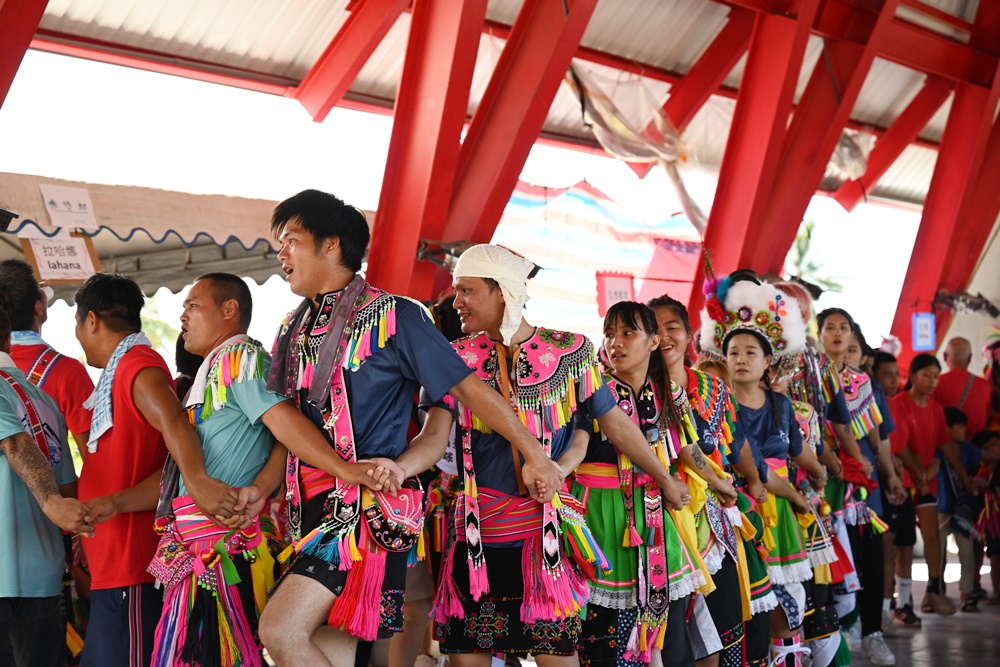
[0,363,76,598]
[297,298,473,460]
[180,347,287,495]
[737,392,803,484]
[937,441,981,514]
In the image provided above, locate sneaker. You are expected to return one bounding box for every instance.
[880,609,897,637]
[843,622,862,651]
[894,603,922,627]
[861,632,896,665]
[922,591,957,616]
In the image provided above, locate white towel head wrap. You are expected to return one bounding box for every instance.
[452,244,533,345]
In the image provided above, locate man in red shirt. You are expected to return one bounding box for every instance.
[935,337,993,434]
[0,259,94,451]
[72,273,240,667]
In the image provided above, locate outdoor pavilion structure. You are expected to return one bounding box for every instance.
[1,0,999,368]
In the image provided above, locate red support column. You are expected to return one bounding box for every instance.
[685,0,820,327]
[363,0,488,297]
[890,1,1000,368]
[293,0,410,122]
[753,0,902,274]
[0,0,50,108]
[631,8,755,178]
[440,0,599,245]
[832,76,953,213]
[941,117,1000,294]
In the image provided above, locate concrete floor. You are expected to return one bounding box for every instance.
[856,577,1000,667]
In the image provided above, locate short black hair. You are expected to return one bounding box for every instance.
[270,189,370,273]
[74,273,145,333]
[0,259,44,330]
[196,273,252,330]
[944,406,968,427]
[0,305,11,342]
[175,333,203,377]
[972,429,1000,449]
[873,351,897,375]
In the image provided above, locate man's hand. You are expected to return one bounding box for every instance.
[44,495,95,537]
[747,478,767,505]
[360,458,406,495]
[82,494,120,526]
[521,455,563,503]
[661,475,691,511]
[215,485,267,529]
[186,475,238,520]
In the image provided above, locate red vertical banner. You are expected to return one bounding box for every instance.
[596,272,635,317]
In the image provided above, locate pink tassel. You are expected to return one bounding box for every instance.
[622,623,640,662]
[431,544,465,622]
[629,526,643,547]
[328,549,387,641]
[520,536,588,624]
[469,557,490,601]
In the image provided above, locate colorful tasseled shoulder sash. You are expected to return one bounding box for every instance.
[685,367,736,462]
[839,366,882,440]
[434,328,608,627]
[186,340,267,426]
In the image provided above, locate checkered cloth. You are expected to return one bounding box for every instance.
[83,332,152,453]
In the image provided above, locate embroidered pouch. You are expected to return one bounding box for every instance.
[362,483,425,552]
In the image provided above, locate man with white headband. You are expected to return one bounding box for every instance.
[429,244,689,665]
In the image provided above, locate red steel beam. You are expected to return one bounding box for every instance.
[441,0,599,245]
[721,0,996,87]
[754,0,903,273]
[0,0,52,108]
[294,0,410,122]
[686,0,821,329]
[630,8,755,178]
[899,0,973,33]
[889,1,1000,368]
[832,75,952,212]
[364,0,487,297]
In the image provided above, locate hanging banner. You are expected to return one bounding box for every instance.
[912,312,936,352]
[596,271,635,317]
[20,233,101,283]
[38,183,99,230]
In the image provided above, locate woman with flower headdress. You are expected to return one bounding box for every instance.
[699,272,829,667]
[648,293,768,667]
[567,301,711,667]
[818,308,905,666]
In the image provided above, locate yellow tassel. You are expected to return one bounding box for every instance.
[639,622,648,649]
[66,623,84,657]
[655,622,666,650]
[349,532,363,562]
[620,454,633,471]
[417,527,426,560]
[277,544,295,564]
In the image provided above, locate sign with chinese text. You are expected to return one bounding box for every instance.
[21,234,100,283]
[596,272,635,317]
[911,312,936,352]
[38,184,99,230]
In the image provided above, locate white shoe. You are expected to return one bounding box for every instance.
[843,623,862,652]
[861,631,895,665]
[880,609,897,637]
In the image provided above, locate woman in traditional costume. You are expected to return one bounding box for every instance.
[699,273,827,667]
[818,308,904,666]
[568,301,710,667]
[647,294,764,667]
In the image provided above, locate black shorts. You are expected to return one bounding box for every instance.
[283,493,407,639]
[915,493,938,509]
[894,493,917,547]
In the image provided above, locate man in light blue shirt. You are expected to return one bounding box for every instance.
[0,305,92,666]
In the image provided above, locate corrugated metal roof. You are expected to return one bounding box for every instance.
[33,0,984,207]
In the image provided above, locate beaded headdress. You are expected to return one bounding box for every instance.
[698,272,806,381]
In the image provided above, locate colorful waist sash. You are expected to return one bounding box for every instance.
[149,496,280,667]
[575,462,621,489]
[435,488,608,626]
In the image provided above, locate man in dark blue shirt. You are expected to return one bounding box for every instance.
[257,191,563,667]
